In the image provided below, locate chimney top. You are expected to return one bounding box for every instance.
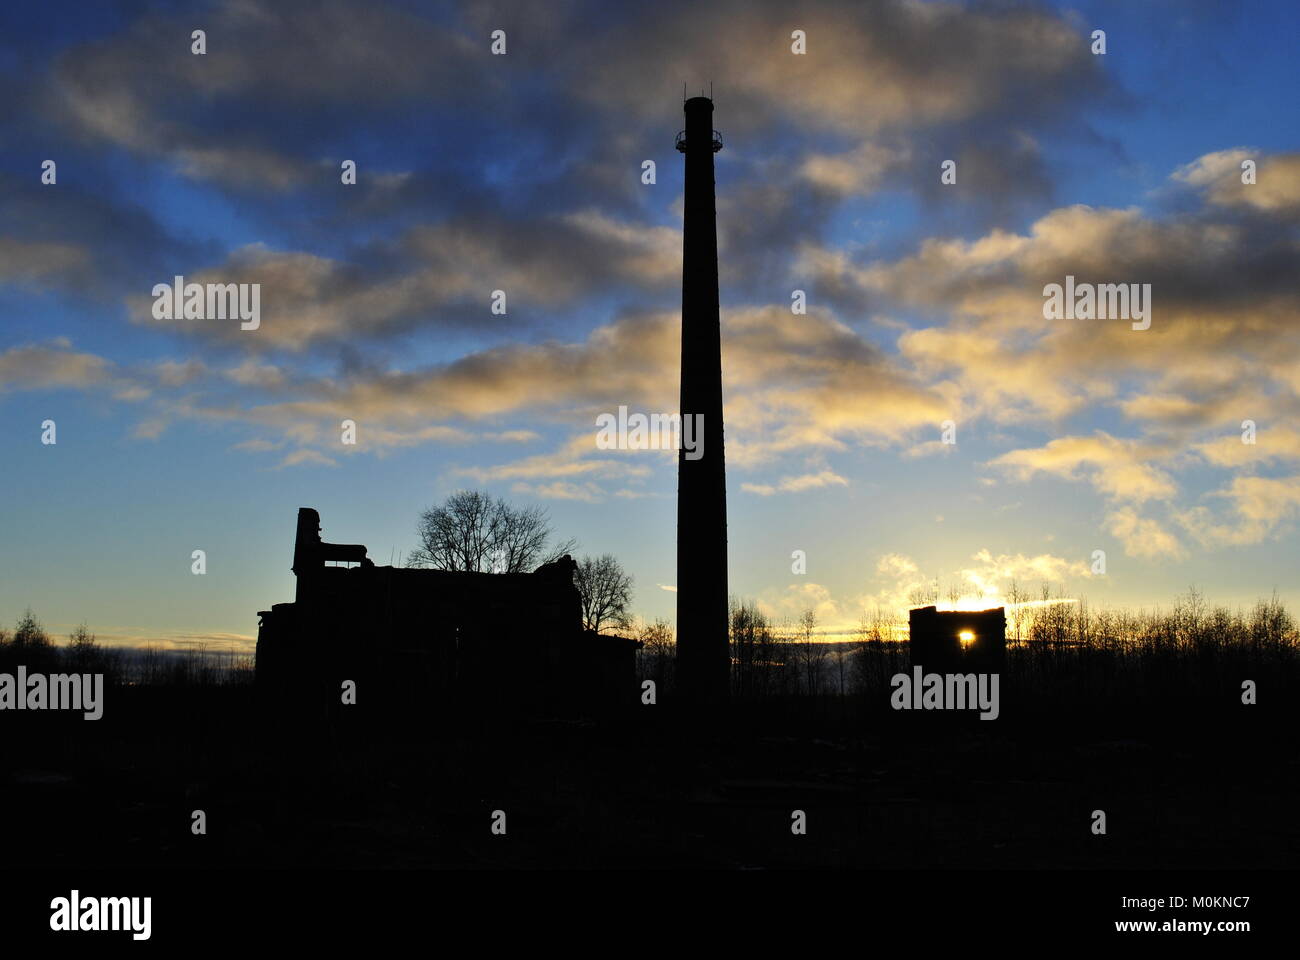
[676,98,722,153]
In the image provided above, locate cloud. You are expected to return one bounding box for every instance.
[1191,426,1300,469]
[0,236,91,289]
[460,435,653,485]
[742,470,848,496]
[1105,507,1186,560]
[132,418,169,440]
[0,341,114,392]
[163,302,946,487]
[756,581,843,630]
[279,449,338,468]
[1176,475,1300,548]
[877,553,919,579]
[990,433,1179,504]
[861,548,1092,618]
[959,549,1092,592]
[129,208,683,350]
[46,0,483,191]
[509,481,606,503]
[565,0,1106,139]
[804,158,1300,429]
[225,359,287,389]
[154,359,207,387]
[104,295,954,501]
[799,142,909,198]
[1173,149,1300,214]
[722,306,950,466]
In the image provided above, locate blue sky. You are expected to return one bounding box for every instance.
[1,0,1298,648]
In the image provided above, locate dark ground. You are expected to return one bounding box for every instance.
[3,685,1296,870]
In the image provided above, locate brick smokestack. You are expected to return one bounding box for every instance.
[675,96,729,706]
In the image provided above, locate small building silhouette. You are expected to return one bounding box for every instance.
[256,508,638,719]
[909,606,1006,672]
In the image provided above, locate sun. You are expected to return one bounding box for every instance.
[958,630,976,646]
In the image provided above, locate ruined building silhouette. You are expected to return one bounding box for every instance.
[676,95,730,707]
[909,606,1007,673]
[255,508,638,718]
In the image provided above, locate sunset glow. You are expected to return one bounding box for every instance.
[0,0,1296,653]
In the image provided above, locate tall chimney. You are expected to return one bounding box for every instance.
[675,96,729,706]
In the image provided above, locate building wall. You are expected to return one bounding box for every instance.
[908,606,1006,672]
[256,558,637,718]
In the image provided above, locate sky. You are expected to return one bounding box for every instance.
[0,0,1298,650]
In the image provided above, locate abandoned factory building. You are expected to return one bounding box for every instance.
[256,508,638,717]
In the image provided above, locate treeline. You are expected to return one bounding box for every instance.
[0,609,254,687]
[632,603,849,699]
[633,589,1300,703]
[11,583,1296,701]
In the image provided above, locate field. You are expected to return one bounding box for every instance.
[3,591,1296,869]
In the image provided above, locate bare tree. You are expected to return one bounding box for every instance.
[852,606,897,694]
[67,623,98,671]
[409,491,494,571]
[408,491,575,573]
[908,580,939,607]
[637,618,675,692]
[69,623,95,650]
[1006,577,1026,644]
[13,609,50,648]
[796,608,826,695]
[574,554,634,633]
[730,600,775,698]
